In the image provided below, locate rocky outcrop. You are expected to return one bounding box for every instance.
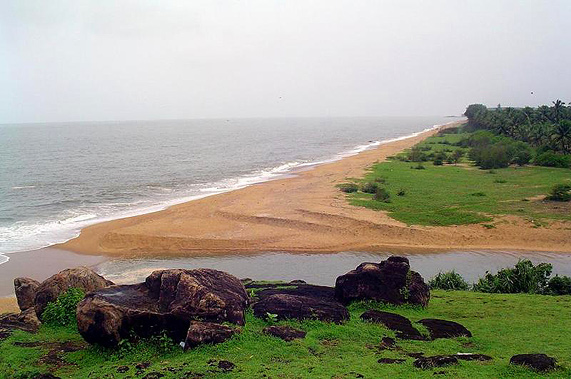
[360,310,424,340]
[263,325,306,341]
[0,308,41,335]
[14,277,40,311]
[76,269,248,347]
[34,267,114,317]
[334,256,430,307]
[184,321,239,350]
[253,294,349,323]
[418,319,472,339]
[413,355,458,369]
[510,354,557,372]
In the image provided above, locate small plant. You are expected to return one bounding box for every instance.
[41,288,85,327]
[546,184,571,202]
[397,189,406,196]
[547,275,571,295]
[494,179,507,183]
[429,271,469,290]
[482,223,495,229]
[433,152,447,166]
[266,312,279,323]
[412,163,425,170]
[337,183,359,193]
[361,182,379,194]
[373,187,391,203]
[374,177,386,184]
[471,192,486,197]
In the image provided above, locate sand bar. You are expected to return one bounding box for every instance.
[58,121,571,256]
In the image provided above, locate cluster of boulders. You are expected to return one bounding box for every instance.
[1,256,559,372]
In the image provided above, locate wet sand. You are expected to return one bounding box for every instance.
[58,121,571,256]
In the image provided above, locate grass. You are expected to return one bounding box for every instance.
[347,130,571,226]
[1,290,570,378]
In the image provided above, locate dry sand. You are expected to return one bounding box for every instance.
[0,297,18,314]
[59,122,571,256]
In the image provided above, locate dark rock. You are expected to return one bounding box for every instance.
[289,280,306,284]
[407,352,425,359]
[253,293,349,323]
[378,358,405,364]
[510,354,557,372]
[378,336,397,350]
[0,308,41,333]
[249,282,336,302]
[418,319,472,339]
[117,366,129,373]
[360,310,424,340]
[263,325,306,341]
[455,353,492,361]
[14,277,40,311]
[413,355,458,369]
[34,267,113,317]
[217,360,235,372]
[136,362,151,370]
[335,256,430,307]
[184,321,239,350]
[77,269,248,347]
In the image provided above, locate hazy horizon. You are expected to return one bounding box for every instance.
[2,0,570,124]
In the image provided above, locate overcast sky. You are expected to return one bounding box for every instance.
[1,0,570,123]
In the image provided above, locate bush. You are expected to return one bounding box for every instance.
[535,151,571,168]
[361,182,379,194]
[373,187,391,202]
[547,275,571,295]
[470,142,512,169]
[338,183,358,193]
[429,271,469,290]
[407,146,428,162]
[433,152,447,166]
[41,288,85,327]
[397,189,406,196]
[511,141,533,166]
[546,184,571,201]
[473,260,552,294]
[412,163,425,170]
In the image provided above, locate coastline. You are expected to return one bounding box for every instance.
[57,120,571,256]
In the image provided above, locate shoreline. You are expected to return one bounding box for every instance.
[57,120,571,256]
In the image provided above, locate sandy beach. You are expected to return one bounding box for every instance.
[58,122,571,256]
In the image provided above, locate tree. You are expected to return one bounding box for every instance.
[553,120,571,154]
[552,99,566,122]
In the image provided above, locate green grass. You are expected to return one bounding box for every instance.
[347,132,571,226]
[1,291,570,378]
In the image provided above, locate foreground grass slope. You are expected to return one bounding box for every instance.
[1,290,570,378]
[348,130,571,226]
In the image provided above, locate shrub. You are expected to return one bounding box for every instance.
[361,182,379,194]
[41,288,85,327]
[472,260,552,294]
[470,142,512,169]
[546,184,571,201]
[547,275,571,295]
[433,152,447,166]
[535,151,571,168]
[511,141,533,166]
[338,183,358,193]
[429,271,469,290]
[373,187,391,202]
[412,163,425,170]
[397,189,406,196]
[407,146,428,162]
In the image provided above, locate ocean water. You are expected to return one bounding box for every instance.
[0,116,455,260]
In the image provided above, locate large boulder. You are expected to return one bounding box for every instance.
[77,269,248,347]
[334,256,430,307]
[14,277,40,311]
[253,294,349,323]
[418,319,472,339]
[34,267,114,317]
[510,354,557,372]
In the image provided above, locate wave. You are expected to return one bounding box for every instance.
[0,120,458,262]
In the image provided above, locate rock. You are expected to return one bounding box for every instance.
[0,308,41,333]
[217,360,235,372]
[510,354,557,372]
[413,355,458,369]
[380,336,396,349]
[263,325,306,341]
[14,277,40,311]
[455,353,492,361]
[135,362,151,371]
[34,267,114,317]
[248,282,336,302]
[418,319,472,339]
[378,358,405,364]
[253,293,349,323]
[335,256,430,307]
[77,269,248,347]
[289,280,306,284]
[184,321,239,350]
[142,373,164,379]
[360,310,424,340]
[117,366,129,373]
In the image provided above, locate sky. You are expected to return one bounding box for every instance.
[1,0,570,123]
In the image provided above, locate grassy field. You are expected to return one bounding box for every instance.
[348,130,571,226]
[1,290,570,378]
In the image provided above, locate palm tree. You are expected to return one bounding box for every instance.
[553,120,571,153]
[552,99,566,122]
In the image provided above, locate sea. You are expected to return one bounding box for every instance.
[0,116,457,264]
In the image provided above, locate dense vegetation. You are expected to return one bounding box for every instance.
[430,260,571,296]
[464,101,571,168]
[2,287,571,378]
[342,126,570,226]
